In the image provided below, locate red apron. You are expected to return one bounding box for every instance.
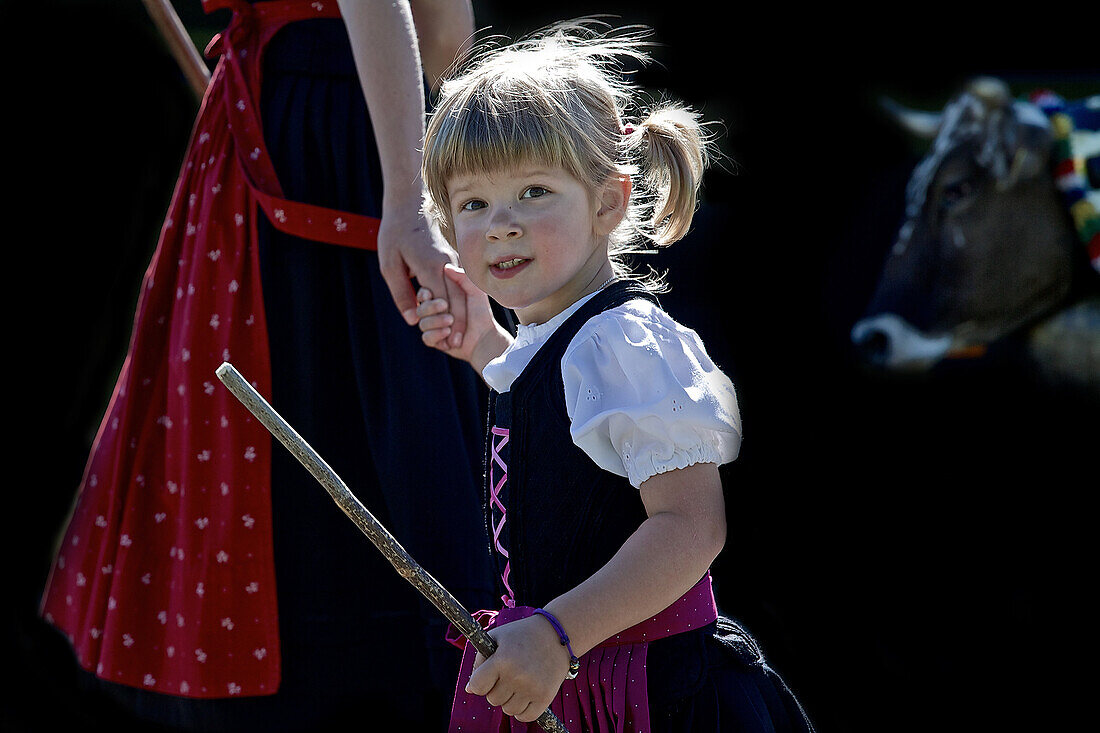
[39,0,378,699]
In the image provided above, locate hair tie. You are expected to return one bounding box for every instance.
[533,609,580,679]
[622,123,635,136]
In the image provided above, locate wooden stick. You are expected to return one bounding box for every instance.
[215,362,570,733]
[140,0,211,101]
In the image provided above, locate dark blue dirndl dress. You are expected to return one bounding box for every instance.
[77,13,496,732]
[454,281,815,732]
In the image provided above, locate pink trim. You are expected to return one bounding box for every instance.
[489,426,515,608]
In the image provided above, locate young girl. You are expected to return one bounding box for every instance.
[416,22,814,732]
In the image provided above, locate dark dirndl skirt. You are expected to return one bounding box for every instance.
[647,618,815,733]
[82,18,495,733]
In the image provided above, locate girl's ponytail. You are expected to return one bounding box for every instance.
[628,104,709,246]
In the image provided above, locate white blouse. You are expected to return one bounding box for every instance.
[482,292,741,488]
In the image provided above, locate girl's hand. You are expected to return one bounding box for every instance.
[415,264,513,373]
[466,615,571,723]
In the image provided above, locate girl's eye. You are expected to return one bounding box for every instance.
[522,186,549,199]
[460,199,487,212]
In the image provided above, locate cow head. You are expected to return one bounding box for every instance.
[852,77,1078,372]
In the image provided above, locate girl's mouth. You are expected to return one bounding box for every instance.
[490,258,530,278]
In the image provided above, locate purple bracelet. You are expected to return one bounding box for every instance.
[533,609,580,679]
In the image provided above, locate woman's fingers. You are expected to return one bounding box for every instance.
[420,327,452,348]
[415,290,454,348]
[416,296,450,318]
[416,287,441,306]
[416,287,463,349]
[415,291,451,322]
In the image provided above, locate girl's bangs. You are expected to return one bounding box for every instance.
[431,98,582,183]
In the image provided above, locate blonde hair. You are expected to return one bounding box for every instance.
[422,20,713,290]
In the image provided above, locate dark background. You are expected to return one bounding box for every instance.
[6,1,1098,731]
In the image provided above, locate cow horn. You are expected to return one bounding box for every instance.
[880,96,941,139]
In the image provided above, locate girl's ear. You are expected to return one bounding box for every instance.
[594,174,631,236]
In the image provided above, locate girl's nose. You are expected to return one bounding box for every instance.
[486,211,522,241]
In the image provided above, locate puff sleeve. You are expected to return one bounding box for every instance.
[562,301,742,488]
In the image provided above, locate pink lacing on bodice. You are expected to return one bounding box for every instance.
[489,426,515,608]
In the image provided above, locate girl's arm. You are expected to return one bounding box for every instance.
[544,462,726,653]
[465,462,727,723]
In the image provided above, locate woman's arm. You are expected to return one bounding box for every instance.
[338,0,467,345]
[409,0,475,90]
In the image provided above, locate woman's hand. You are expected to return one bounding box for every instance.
[466,615,571,723]
[376,200,467,350]
[337,1,469,345]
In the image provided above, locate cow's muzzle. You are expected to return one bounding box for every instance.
[851,313,954,372]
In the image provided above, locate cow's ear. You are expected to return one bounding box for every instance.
[996,103,1052,191]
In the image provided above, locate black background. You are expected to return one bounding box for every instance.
[6,1,1098,731]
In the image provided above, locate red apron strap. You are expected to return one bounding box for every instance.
[206,0,381,250]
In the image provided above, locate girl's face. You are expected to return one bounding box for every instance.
[447,165,624,325]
